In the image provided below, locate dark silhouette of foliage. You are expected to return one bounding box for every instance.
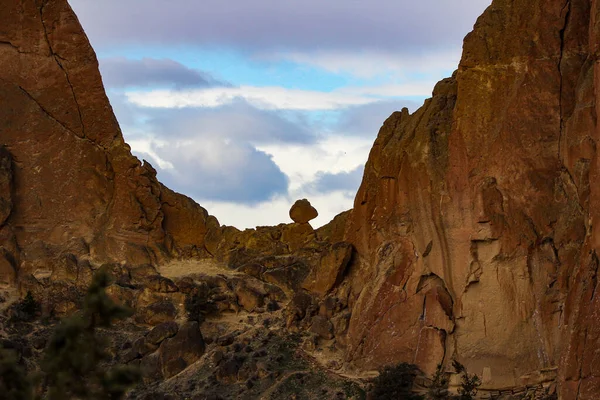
[370,362,423,400]
[11,290,41,322]
[427,363,449,399]
[452,361,481,400]
[41,271,140,399]
[185,283,217,323]
[0,347,33,400]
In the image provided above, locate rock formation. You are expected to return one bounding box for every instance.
[338,0,600,397]
[0,0,218,273]
[2,0,600,398]
[289,198,318,224]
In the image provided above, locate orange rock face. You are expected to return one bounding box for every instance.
[0,0,217,271]
[340,0,600,395]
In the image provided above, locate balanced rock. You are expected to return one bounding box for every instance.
[289,199,318,223]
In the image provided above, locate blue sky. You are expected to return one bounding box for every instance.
[69,0,492,228]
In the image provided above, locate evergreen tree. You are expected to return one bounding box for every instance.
[0,347,33,400]
[41,271,140,399]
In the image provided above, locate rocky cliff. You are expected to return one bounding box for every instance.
[339,0,600,397]
[0,0,220,275]
[2,0,600,398]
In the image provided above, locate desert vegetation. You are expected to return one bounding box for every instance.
[0,272,140,399]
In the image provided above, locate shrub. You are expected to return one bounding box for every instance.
[370,362,423,400]
[0,347,33,400]
[184,283,217,323]
[453,361,481,400]
[10,290,41,322]
[427,363,449,399]
[41,271,140,399]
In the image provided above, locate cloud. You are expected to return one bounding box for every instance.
[269,49,462,79]
[202,190,355,229]
[334,99,421,136]
[99,57,223,88]
[117,99,316,145]
[70,0,492,56]
[125,86,379,111]
[108,97,313,203]
[135,139,288,203]
[307,165,365,194]
[124,82,433,111]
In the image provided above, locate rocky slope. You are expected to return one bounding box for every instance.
[1,0,600,398]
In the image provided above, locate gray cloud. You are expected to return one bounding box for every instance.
[335,99,421,137]
[114,99,316,145]
[307,165,365,194]
[99,57,223,88]
[109,98,306,203]
[71,0,492,55]
[136,143,288,204]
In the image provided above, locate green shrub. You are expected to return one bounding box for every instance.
[370,362,423,400]
[453,361,481,400]
[0,347,33,400]
[427,363,449,399]
[41,271,140,399]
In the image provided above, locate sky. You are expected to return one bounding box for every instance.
[69,0,492,229]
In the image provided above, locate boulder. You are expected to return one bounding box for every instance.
[135,301,177,326]
[159,321,205,378]
[289,199,318,224]
[146,321,179,345]
[303,242,352,295]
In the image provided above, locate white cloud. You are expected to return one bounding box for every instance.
[202,190,354,229]
[266,49,461,79]
[256,135,373,191]
[124,83,433,111]
[126,86,374,110]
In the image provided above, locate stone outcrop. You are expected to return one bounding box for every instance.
[338,0,600,397]
[0,0,218,275]
[289,199,318,223]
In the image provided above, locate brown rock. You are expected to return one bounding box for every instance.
[0,0,218,270]
[146,321,179,345]
[281,223,316,253]
[303,242,352,295]
[159,321,205,378]
[289,199,318,223]
[135,301,177,326]
[0,249,16,285]
[310,315,334,340]
[140,352,162,382]
[233,281,265,312]
[0,146,12,227]
[340,0,600,393]
[133,336,159,357]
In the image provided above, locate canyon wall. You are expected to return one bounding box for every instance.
[0,0,218,278]
[340,0,600,397]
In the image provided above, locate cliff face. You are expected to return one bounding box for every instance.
[342,0,600,396]
[0,0,217,276]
